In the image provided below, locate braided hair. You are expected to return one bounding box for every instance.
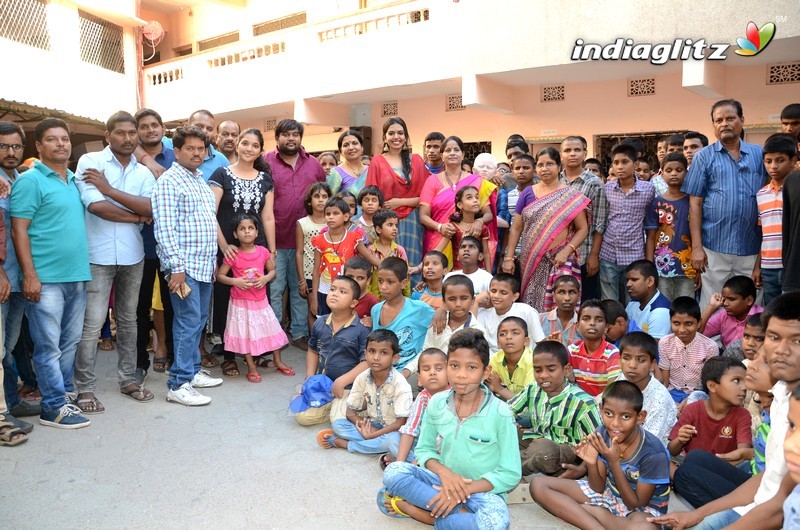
[382,117,412,187]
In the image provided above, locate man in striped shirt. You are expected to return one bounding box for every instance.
[683,99,768,309]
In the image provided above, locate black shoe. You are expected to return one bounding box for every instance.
[2,413,33,434]
[10,400,41,417]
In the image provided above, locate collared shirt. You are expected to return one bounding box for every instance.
[161,137,227,183]
[400,388,433,437]
[560,169,608,262]
[346,367,413,426]
[705,304,764,348]
[599,177,655,264]
[308,311,369,385]
[10,160,90,283]
[75,146,155,266]
[650,173,668,195]
[756,181,783,269]
[508,380,601,444]
[152,162,217,282]
[141,142,176,260]
[489,347,534,395]
[411,313,485,375]
[618,374,677,446]
[682,141,767,256]
[626,290,671,339]
[0,168,21,291]
[567,339,621,397]
[658,332,719,393]
[265,148,326,249]
[539,309,581,347]
[416,385,522,494]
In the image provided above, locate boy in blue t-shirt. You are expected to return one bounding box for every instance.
[371,257,435,374]
[625,260,671,340]
[532,380,671,528]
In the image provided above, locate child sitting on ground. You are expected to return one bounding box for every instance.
[382,348,449,468]
[568,299,621,397]
[343,257,379,327]
[318,329,412,454]
[367,209,409,297]
[486,316,534,400]
[509,340,601,476]
[700,275,763,348]
[474,272,544,355]
[444,236,494,294]
[617,332,676,446]
[540,275,582,347]
[531,381,671,528]
[354,185,383,244]
[293,276,370,426]
[411,250,447,310]
[625,259,672,340]
[658,296,719,406]
[379,329,522,527]
[601,298,642,348]
[722,313,765,362]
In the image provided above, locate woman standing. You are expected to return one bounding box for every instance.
[209,128,293,377]
[365,117,428,274]
[502,147,590,311]
[418,136,497,269]
[326,130,368,197]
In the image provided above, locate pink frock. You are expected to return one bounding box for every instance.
[223,246,288,355]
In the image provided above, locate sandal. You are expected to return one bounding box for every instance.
[379,454,393,470]
[152,357,169,373]
[98,338,114,351]
[376,488,409,518]
[120,384,154,402]
[246,372,262,383]
[76,393,105,415]
[276,365,295,376]
[316,429,335,448]
[201,354,219,368]
[221,360,240,377]
[254,356,275,368]
[0,417,28,446]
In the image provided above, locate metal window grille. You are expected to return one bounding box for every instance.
[446,95,465,112]
[628,78,656,96]
[0,0,50,50]
[541,85,565,102]
[78,10,124,73]
[198,31,240,52]
[253,12,306,37]
[265,118,277,131]
[381,101,398,117]
[767,62,800,85]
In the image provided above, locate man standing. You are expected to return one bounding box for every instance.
[11,118,91,429]
[265,119,325,350]
[73,111,156,413]
[683,100,768,308]
[423,132,445,175]
[215,120,240,165]
[152,126,222,406]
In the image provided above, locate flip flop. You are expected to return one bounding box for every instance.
[316,429,335,448]
[201,354,219,368]
[376,488,409,518]
[246,372,262,383]
[276,365,295,376]
[152,357,169,373]
[379,454,393,470]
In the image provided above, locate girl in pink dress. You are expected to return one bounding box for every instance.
[216,214,289,382]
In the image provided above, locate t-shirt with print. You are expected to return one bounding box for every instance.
[311,230,360,294]
[669,400,752,454]
[371,298,436,371]
[644,195,696,279]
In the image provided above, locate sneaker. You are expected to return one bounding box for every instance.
[10,399,42,417]
[191,369,222,388]
[39,404,91,429]
[166,383,211,406]
[135,367,147,387]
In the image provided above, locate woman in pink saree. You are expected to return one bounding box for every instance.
[502,147,590,311]
[418,136,497,269]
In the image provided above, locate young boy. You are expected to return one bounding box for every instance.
[598,143,656,304]
[601,298,642,348]
[371,257,435,374]
[531,381,671,528]
[753,134,798,306]
[385,348,449,467]
[444,236,493,294]
[475,273,545,354]
[509,340,601,476]
[411,250,447,310]
[486,317,533,400]
[498,154,536,268]
[644,152,697,301]
[658,296,719,405]
[343,257,379,327]
[723,313,766,362]
[380,329,521,527]
[318,329,412,454]
[354,185,383,243]
[583,157,605,181]
[540,275,582,347]
[634,159,653,181]
[568,299,621,397]
[367,208,409,296]
[682,131,708,166]
[293,276,371,426]
[624,259,672,340]
[617,332,676,446]
[700,275,763,348]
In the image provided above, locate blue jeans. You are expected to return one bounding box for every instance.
[761,268,783,307]
[332,418,401,454]
[25,282,87,412]
[383,462,511,530]
[269,248,308,340]
[689,509,741,529]
[167,274,212,390]
[387,433,416,463]
[599,259,629,304]
[2,292,26,409]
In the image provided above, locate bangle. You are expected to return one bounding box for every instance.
[503,257,514,262]
[437,223,442,233]
[567,243,577,254]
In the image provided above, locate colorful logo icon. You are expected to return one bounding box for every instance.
[735,21,776,56]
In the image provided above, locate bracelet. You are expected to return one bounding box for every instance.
[437,223,442,233]
[567,243,577,254]
[503,257,514,262]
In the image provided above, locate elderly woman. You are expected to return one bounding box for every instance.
[419,137,497,269]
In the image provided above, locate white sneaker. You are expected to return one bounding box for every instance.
[191,369,223,388]
[166,383,211,406]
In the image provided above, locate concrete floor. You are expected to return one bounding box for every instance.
[0,343,574,530]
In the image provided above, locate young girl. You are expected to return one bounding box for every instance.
[354,185,384,244]
[318,152,338,173]
[296,183,331,326]
[434,186,492,271]
[217,214,289,382]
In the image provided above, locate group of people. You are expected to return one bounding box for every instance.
[0,97,799,529]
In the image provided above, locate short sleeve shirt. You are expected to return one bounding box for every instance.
[308,312,370,385]
[311,231,360,294]
[567,339,621,396]
[346,367,413,426]
[669,400,752,454]
[644,195,696,278]
[371,298,436,371]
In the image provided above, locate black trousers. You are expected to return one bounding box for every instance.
[136,258,174,370]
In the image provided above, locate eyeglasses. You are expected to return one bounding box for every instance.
[0,143,23,152]
[536,161,558,169]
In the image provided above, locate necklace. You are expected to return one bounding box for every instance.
[455,387,481,420]
[443,170,463,190]
[618,430,640,460]
[329,231,346,258]
[346,161,363,177]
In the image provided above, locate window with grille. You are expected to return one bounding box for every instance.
[0,0,50,50]
[767,62,800,85]
[78,10,124,73]
[198,31,240,52]
[253,12,306,37]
